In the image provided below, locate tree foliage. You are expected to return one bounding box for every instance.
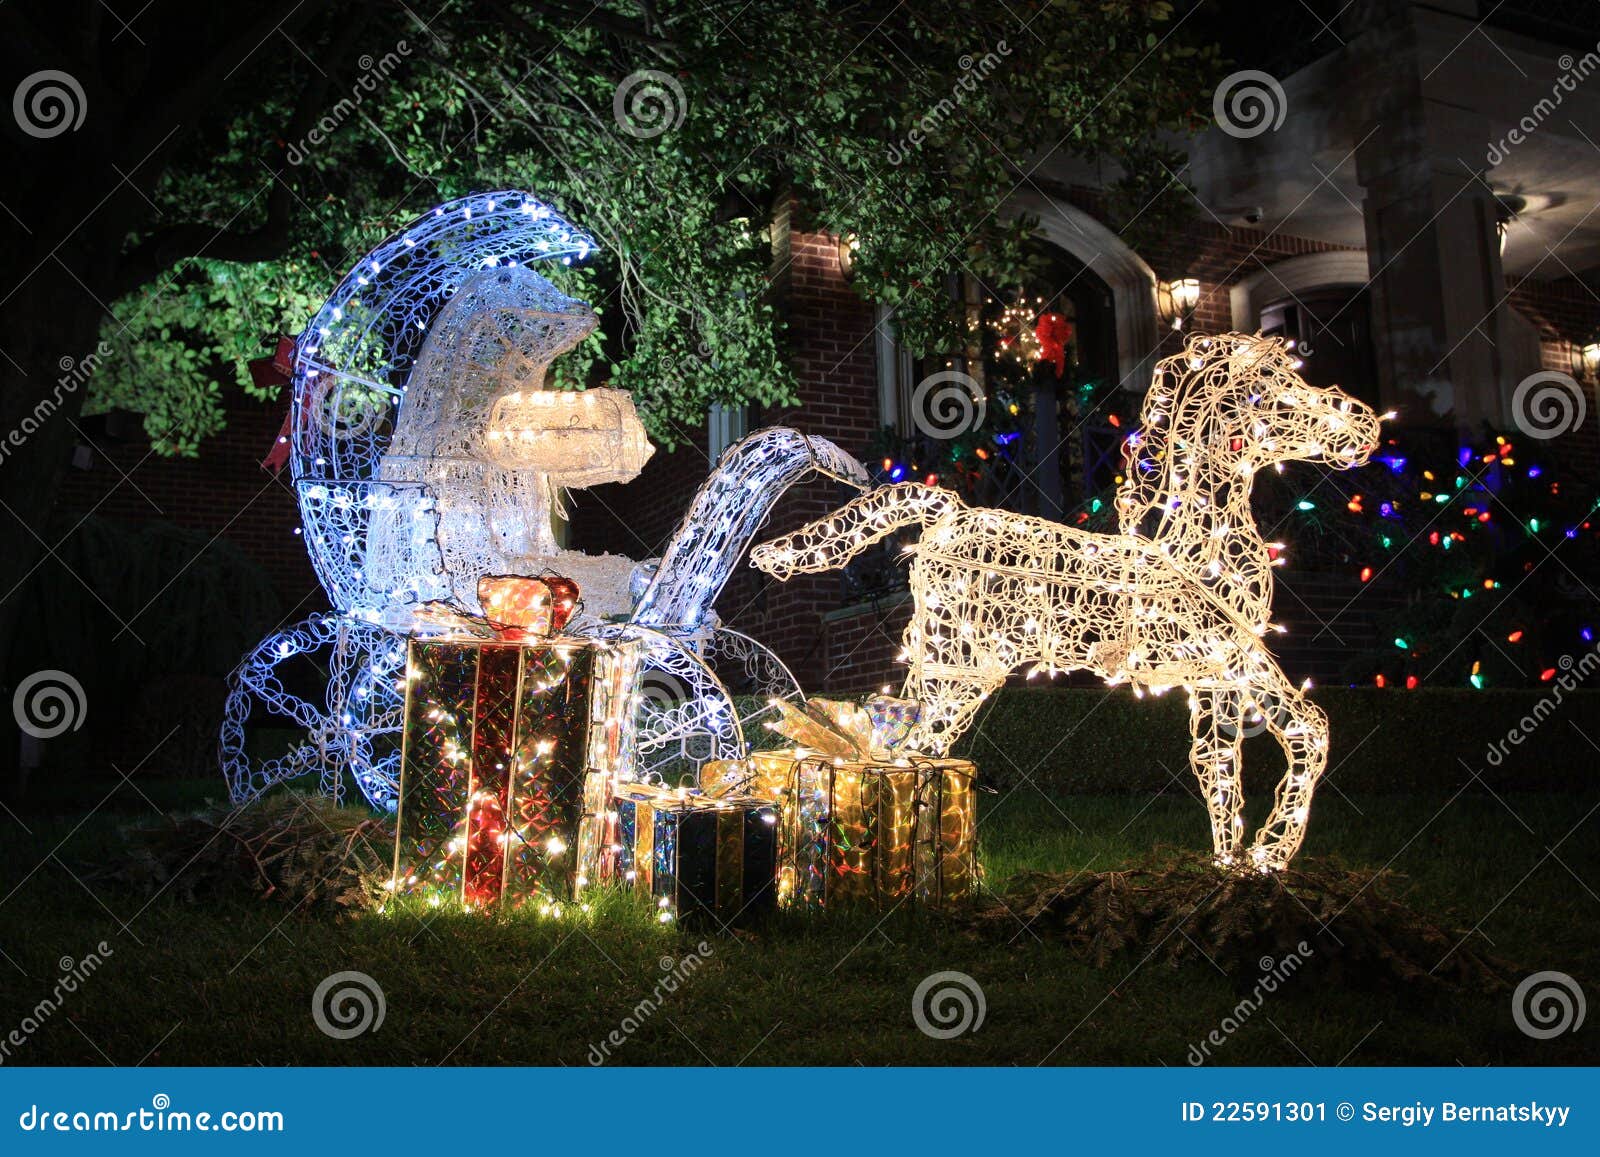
[92,0,1219,452]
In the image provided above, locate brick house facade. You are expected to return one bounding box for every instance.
[48,0,1600,700]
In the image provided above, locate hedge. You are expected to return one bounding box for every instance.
[952,687,1600,794]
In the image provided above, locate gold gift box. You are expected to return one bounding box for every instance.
[700,751,977,908]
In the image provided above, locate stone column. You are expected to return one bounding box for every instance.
[1349,0,1509,433]
[1357,103,1507,431]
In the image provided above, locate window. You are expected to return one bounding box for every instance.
[1259,288,1379,408]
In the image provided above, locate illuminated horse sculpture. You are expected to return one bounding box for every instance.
[753,334,1380,870]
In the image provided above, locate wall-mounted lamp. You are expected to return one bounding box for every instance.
[837,233,860,281]
[1158,277,1201,330]
[1565,336,1600,381]
[1493,192,1526,258]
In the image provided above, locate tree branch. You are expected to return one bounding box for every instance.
[483,0,673,52]
[110,11,375,298]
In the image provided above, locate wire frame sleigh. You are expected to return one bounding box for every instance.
[221,192,867,811]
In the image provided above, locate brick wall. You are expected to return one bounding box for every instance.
[53,395,322,616]
[567,200,894,691]
[566,419,717,563]
[820,595,913,695]
[723,208,887,689]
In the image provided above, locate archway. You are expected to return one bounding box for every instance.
[1009,190,1162,392]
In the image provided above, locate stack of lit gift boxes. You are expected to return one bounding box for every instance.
[390,576,977,923]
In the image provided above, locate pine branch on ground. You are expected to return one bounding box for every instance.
[99,791,392,913]
[955,852,1512,993]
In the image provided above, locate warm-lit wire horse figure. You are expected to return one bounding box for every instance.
[752,334,1382,870]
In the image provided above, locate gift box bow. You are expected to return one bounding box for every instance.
[409,574,580,640]
[765,695,922,761]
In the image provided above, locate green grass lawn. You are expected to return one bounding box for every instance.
[0,773,1595,1067]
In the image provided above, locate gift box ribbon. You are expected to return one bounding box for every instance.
[409,573,580,640]
[765,695,923,762]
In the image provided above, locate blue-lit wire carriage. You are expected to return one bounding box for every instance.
[220,192,865,810]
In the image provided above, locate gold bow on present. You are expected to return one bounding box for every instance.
[765,695,923,761]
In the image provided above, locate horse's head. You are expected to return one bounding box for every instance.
[1147,332,1379,471]
[1119,333,1380,533]
[1219,335,1380,471]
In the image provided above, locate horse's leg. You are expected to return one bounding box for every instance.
[1186,686,1246,866]
[1245,665,1329,870]
[904,671,1005,755]
[897,589,1005,753]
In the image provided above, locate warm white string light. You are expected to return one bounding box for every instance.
[752,333,1382,870]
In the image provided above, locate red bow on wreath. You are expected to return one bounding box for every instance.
[1034,312,1073,378]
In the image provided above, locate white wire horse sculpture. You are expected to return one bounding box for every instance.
[221,192,866,811]
[752,334,1381,870]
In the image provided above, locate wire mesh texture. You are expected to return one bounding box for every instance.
[222,192,868,811]
[753,333,1381,870]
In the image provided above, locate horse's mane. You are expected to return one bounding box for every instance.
[1115,332,1300,537]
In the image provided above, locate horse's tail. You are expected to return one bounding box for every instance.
[751,483,960,579]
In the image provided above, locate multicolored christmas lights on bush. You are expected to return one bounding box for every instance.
[1153,425,1600,692]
